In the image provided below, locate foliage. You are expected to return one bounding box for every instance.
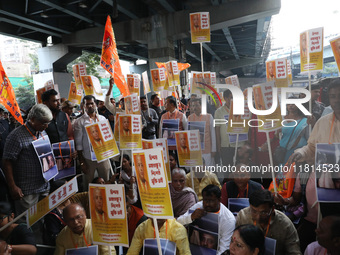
[14,76,35,110]
[67,51,102,83]
[29,53,39,73]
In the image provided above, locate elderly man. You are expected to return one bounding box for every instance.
[54,203,115,255]
[74,95,112,190]
[2,104,52,216]
[177,184,235,255]
[236,190,301,255]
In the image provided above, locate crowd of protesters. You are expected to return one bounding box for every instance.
[0,76,340,255]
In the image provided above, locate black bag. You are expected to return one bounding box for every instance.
[273,119,302,164]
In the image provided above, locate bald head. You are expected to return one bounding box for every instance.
[63,203,87,235]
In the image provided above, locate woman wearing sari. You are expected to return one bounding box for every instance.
[261,99,309,166]
[170,168,198,218]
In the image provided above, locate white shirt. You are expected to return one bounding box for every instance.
[177,201,235,255]
[74,113,107,160]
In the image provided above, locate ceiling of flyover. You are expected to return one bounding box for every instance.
[0,0,280,78]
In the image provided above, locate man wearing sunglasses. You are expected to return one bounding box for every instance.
[236,189,301,255]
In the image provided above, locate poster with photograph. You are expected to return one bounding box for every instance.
[52,140,76,181]
[190,12,210,43]
[191,72,204,95]
[68,81,83,105]
[300,27,324,73]
[32,134,58,181]
[133,148,173,218]
[252,82,282,132]
[119,115,142,150]
[264,237,276,255]
[188,210,218,255]
[151,68,166,92]
[315,143,340,202]
[165,61,180,87]
[225,75,240,88]
[266,58,289,87]
[161,119,179,147]
[72,63,87,86]
[28,177,78,227]
[330,35,340,72]
[188,121,205,150]
[127,74,140,96]
[175,130,203,167]
[85,120,120,163]
[142,138,171,182]
[124,93,140,114]
[142,71,151,94]
[66,245,98,255]
[89,184,129,247]
[114,112,121,143]
[81,75,104,98]
[143,239,176,255]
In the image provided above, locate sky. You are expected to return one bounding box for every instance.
[270,0,340,50]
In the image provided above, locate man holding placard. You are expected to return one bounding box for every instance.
[74,95,112,190]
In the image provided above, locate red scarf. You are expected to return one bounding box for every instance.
[128,205,145,242]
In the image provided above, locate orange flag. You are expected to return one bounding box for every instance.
[101,15,129,97]
[156,62,191,71]
[0,60,23,124]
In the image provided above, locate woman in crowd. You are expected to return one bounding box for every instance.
[169,151,179,172]
[119,154,139,207]
[227,224,264,255]
[262,98,309,166]
[170,168,198,218]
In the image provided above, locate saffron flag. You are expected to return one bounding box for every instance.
[0,60,23,124]
[100,15,129,97]
[156,62,190,72]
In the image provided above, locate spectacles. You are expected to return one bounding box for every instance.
[250,207,273,217]
[0,215,8,223]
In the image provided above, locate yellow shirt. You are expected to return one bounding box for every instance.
[185,172,222,201]
[54,219,116,255]
[127,219,191,255]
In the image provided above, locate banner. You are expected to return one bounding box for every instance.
[315,143,340,202]
[133,148,173,218]
[81,75,104,98]
[188,121,205,150]
[32,134,58,182]
[53,140,76,181]
[127,74,140,96]
[100,15,129,97]
[0,60,23,124]
[143,239,176,255]
[266,58,289,87]
[89,184,129,247]
[300,27,324,73]
[330,36,340,73]
[66,245,98,255]
[119,115,142,150]
[252,82,282,132]
[68,81,83,105]
[114,112,121,143]
[85,120,119,163]
[227,98,251,134]
[142,71,151,94]
[142,138,171,182]
[175,130,203,167]
[287,59,293,86]
[190,12,211,43]
[27,177,78,227]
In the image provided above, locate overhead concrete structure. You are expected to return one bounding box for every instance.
[0,0,280,78]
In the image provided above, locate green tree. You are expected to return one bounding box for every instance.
[14,76,35,110]
[67,51,102,82]
[29,53,39,73]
